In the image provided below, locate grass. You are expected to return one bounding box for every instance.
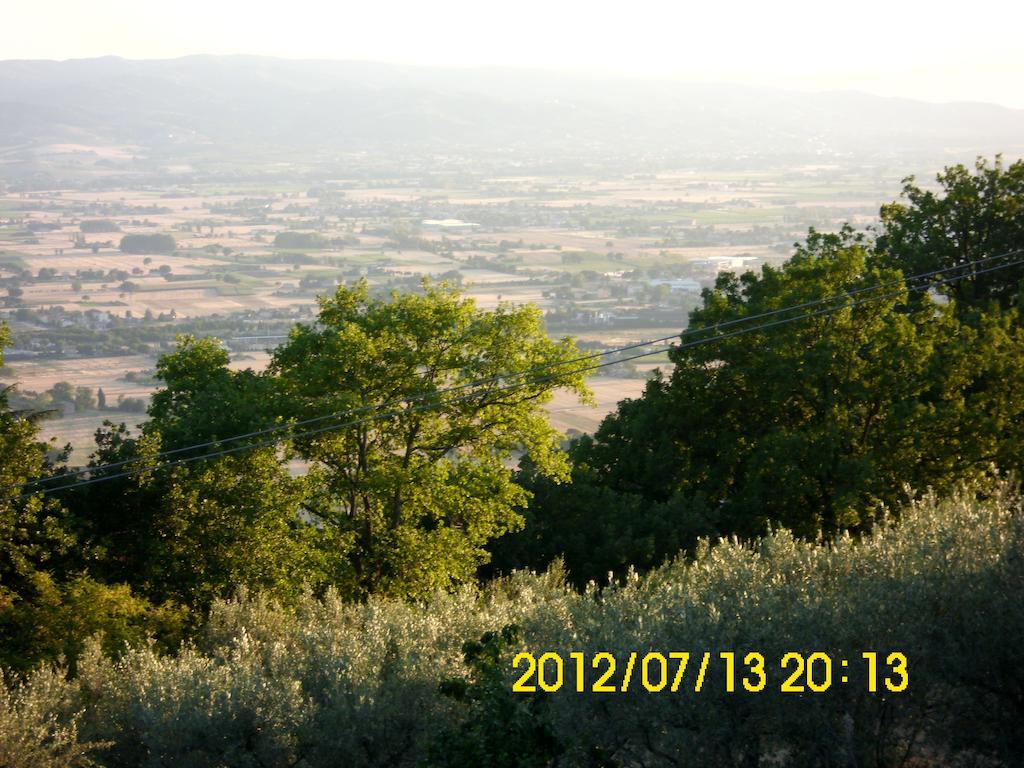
[689,208,786,225]
[132,281,220,293]
[331,252,392,266]
[214,284,257,297]
[0,251,29,270]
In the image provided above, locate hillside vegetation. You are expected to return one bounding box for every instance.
[1,156,1023,765]
[2,486,1022,767]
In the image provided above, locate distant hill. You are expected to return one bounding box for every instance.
[1,55,1023,160]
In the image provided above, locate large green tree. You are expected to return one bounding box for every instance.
[495,228,1024,584]
[0,324,72,609]
[1,325,176,671]
[74,338,324,610]
[875,155,1024,311]
[644,229,1024,538]
[271,280,591,599]
[75,280,591,605]
[144,451,331,608]
[145,335,276,449]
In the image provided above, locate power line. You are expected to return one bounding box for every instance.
[10,246,1022,495]
[7,250,1023,502]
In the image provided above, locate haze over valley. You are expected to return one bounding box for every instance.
[1,56,1020,459]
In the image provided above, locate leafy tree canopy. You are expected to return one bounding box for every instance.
[146,335,276,450]
[875,155,1024,311]
[77,280,592,605]
[271,279,592,599]
[0,324,73,609]
[496,226,1024,585]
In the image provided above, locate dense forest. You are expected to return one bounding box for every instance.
[2,157,1024,766]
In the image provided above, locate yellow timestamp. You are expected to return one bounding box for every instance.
[511,651,908,695]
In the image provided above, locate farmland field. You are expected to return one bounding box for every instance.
[0,155,944,461]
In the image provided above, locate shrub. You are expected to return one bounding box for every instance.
[2,484,1022,766]
[0,574,188,673]
[0,665,107,767]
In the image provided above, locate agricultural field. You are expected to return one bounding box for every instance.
[545,377,649,435]
[0,156,915,461]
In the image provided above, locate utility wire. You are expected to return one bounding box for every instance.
[10,246,1022,495]
[7,251,1023,502]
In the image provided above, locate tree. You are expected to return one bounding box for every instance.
[142,450,332,608]
[96,388,106,410]
[875,156,1024,311]
[271,279,592,599]
[145,336,275,449]
[273,231,328,249]
[47,381,76,405]
[69,338,327,610]
[72,432,327,611]
[658,230,1024,537]
[427,625,564,768]
[73,387,95,412]
[59,423,169,601]
[0,356,182,670]
[115,396,146,413]
[487,454,712,589]
[119,234,176,255]
[503,228,1024,582]
[79,219,120,233]
[0,324,71,628]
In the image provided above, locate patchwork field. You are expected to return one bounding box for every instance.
[1,159,919,460]
[545,377,649,435]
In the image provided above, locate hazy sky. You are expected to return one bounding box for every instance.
[4,0,1023,108]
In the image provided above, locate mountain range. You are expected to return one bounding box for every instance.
[1,56,1022,161]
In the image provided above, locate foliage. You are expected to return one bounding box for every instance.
[1,328,178,673]
[0,323,74,611]
[875,155,1024,311]
[0,665,106,767]
[0,574,186,673]
[118,234,176,255]
[273,231,329,249]
[145,335,275,450]
[0,485,1021,766]
[270,279,592,600]
[146,451,335,608]
[113,396,145,413]
[503,226,1024,584]
[72,277,592,609]
[69,421,328,613]
[53,336,328,612]
[9,382,99,415]
[488,455,713,589]
[651,228,1024,537]
[426,625,564,768]
[79,220,120,234]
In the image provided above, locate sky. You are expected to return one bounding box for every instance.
[3,0,1023,108]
